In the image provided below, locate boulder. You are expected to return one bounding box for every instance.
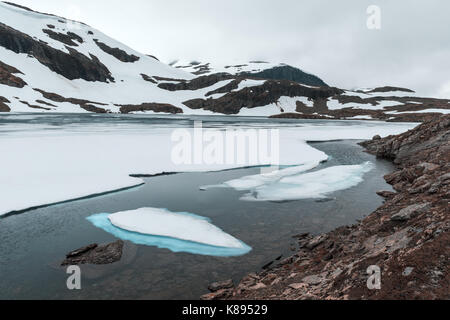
[61,240,124,266]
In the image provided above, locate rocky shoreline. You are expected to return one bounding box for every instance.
[202,115,449,300]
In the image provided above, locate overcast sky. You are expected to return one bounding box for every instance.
[6,0,450,97]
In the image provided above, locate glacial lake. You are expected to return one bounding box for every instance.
[0,114,397,299]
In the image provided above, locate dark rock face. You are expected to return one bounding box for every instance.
[4,2,32,11]
[80,104,108,113]
[0,96,11,112]
[34,88,108,113]
[363,86,415,94]
[42,29,83,46]
[242,65,328,87]
[19,100,51,110]
[205,79,242,96]
[208,115,449,300]
[173,61,212,75]
[158,73,234,91]
[153,76,186,82]
[361,115,450,166]
[118,103,183,114]
[61,241,124,266]
[146,54,159,61]
[140,73,157,83]
[93,39,139,63]
[0,23,113,82]
[183,80,343,114]
[0,60,27,88]
[36,99,57,108]
[301,93,450,122]
[190,63,212,75]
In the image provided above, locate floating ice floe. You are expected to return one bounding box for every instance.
[87,208,251,257]
[206,162,374,201]
[201,160,323,191]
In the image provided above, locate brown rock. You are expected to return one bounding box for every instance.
[391,203,432,222]
[208,279,234,292]
[61,240,124,266]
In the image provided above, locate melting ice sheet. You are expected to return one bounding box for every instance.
[206,162,374,201]
[0,118,416,216]
[87,208,251,257]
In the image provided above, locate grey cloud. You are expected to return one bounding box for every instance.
[7,0,450,97]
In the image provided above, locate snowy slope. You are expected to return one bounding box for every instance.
[0,2,200,113]
[0,2,448,119]
[169,59,328,87]
[170,60,294,76]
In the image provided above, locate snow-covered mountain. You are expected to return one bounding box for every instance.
[169,60,328,87]
[0,1,449,120]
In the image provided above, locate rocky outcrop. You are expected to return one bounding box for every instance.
[360,115,450,165]
[79,104,108,113]
[204,78,242,96]
[35,99,57,108]
[183,80,343,114]
[93,39,139,63]
[19,100,51,110]
[158,73,234,91]
[0,96,11,112]
[140,73,157,83]
[42,29,83,46]
[0,60,27,88]
[172,61,212,75]
[33,88,108,113]
[241,65,328,87]
[118,103,183,114]
[0,23,113,82]
[204,115,449,300]
[152,76,187,82]
[362,86,415,94]
[146,54,159,61]
[61,241,124,266]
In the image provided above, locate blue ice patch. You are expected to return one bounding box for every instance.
[86,213,252,257]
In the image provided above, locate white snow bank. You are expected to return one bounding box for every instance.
[235,79,266,91]
[108,207,244,248]
[236,162,374,201]
[345,115,374,120]
[386,109,450,115]
[327,98,403,111]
